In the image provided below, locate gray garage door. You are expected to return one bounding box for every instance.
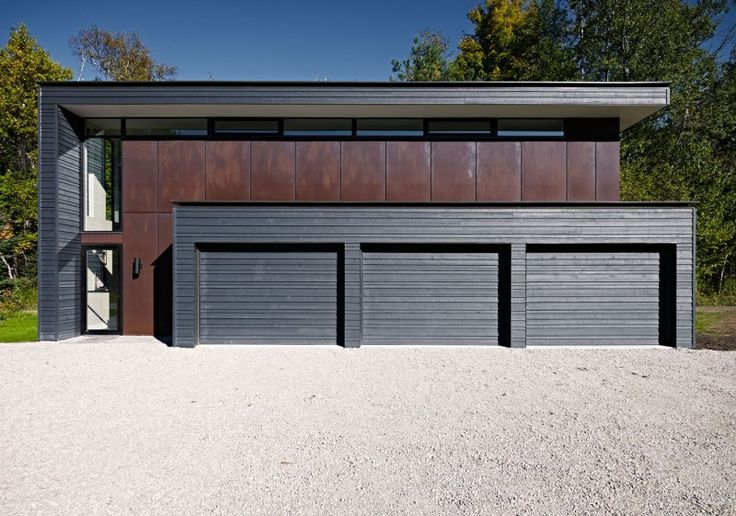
[526,251,660,345]
[362,247,499,345]
[198,248,338,344]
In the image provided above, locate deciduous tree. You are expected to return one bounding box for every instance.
[391,31,451,81]
[69,26,177,81]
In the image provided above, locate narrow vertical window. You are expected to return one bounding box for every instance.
[83,123,121,231]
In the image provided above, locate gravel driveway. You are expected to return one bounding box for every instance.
[1,338,734,515]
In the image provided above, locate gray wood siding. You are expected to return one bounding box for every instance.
[198,248,338,344]
[56,110,82,339]
[38,105,82,340]
[526,251,660,345]
[362,248,499,345]
[173,205,694,348]
[37,102,57,340]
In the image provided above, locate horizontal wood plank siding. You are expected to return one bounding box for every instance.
[55,109,82,340]
[198,248,338,344]
[173,205,694,348]
[37,102,58,340]
[526,251,660,345]
[362,249,499,345]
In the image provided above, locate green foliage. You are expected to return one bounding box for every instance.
[0,277,37,319]
[391,31,451,81]
[0,25,71,286]
[69,26,177,81]
[0,312,37,342]
[393,0,736,296]
[450,0,577,80]
[0,25,72,175]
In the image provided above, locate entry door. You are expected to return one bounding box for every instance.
[84,247,121,333]
[198,246,339,344]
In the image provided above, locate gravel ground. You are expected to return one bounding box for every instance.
[0,338,735,515]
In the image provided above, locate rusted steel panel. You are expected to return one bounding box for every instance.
[205,141,250,200]
[80,233,123,245]
[566,141,596,201]
[296,141,340,201]
[341,141,386,201]
[596,141,620,201]
[122,141,158,213]
[386,142,431,201]
[122,212,157,335]
[158,141,206,211]
[431,142,476,201]
[521,142,566,201]
[477,142,521,201]
[251,141,296,201]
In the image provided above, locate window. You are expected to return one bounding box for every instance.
[213,119,279,135]
[497,119,564,137]
[356,119,424,137]
[85,247,120,333]
[125,118,208,136]
[283,119,352,136]
[85,119,121,137]
[427,120,492,135]
[83,137,120,231]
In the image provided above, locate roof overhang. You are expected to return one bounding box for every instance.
[40,81,670,132]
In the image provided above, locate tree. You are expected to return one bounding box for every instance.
[392,0,736,295]
[69,26,177,81]
[569,0,728,82]
[450,0,577,80]
[0,25,71,281]
[572,0,735,293]
[391,31,451,81]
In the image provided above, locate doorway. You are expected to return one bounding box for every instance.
[83,246,121,334]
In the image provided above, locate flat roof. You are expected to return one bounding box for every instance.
[40,81,670,131]
[39,80,670,87]
[172,201,696,207]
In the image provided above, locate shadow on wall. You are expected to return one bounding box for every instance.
[153,246,173,343]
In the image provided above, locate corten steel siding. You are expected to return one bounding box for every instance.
[38,105,82,340]
[172,205,695,348]
[124,137,622,203]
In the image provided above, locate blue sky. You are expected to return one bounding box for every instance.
[0,0,478,80]
[2,0,734,81]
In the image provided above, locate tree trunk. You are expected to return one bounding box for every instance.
[0,253,15,281]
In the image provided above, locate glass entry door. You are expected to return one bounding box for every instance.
[84,247,120,333]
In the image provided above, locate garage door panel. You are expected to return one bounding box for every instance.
[526,251,660,346]
[529,336,658,345]
[362,248,499,345]
[198,249,338,344]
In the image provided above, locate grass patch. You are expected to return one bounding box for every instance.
[0,312,37,342]
[696,309,723,334]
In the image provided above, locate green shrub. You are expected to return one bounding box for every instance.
[0,277,37,320]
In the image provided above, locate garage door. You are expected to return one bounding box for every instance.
[526,250,660,345]
[198,247,338,344]
[362,246,499,345]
